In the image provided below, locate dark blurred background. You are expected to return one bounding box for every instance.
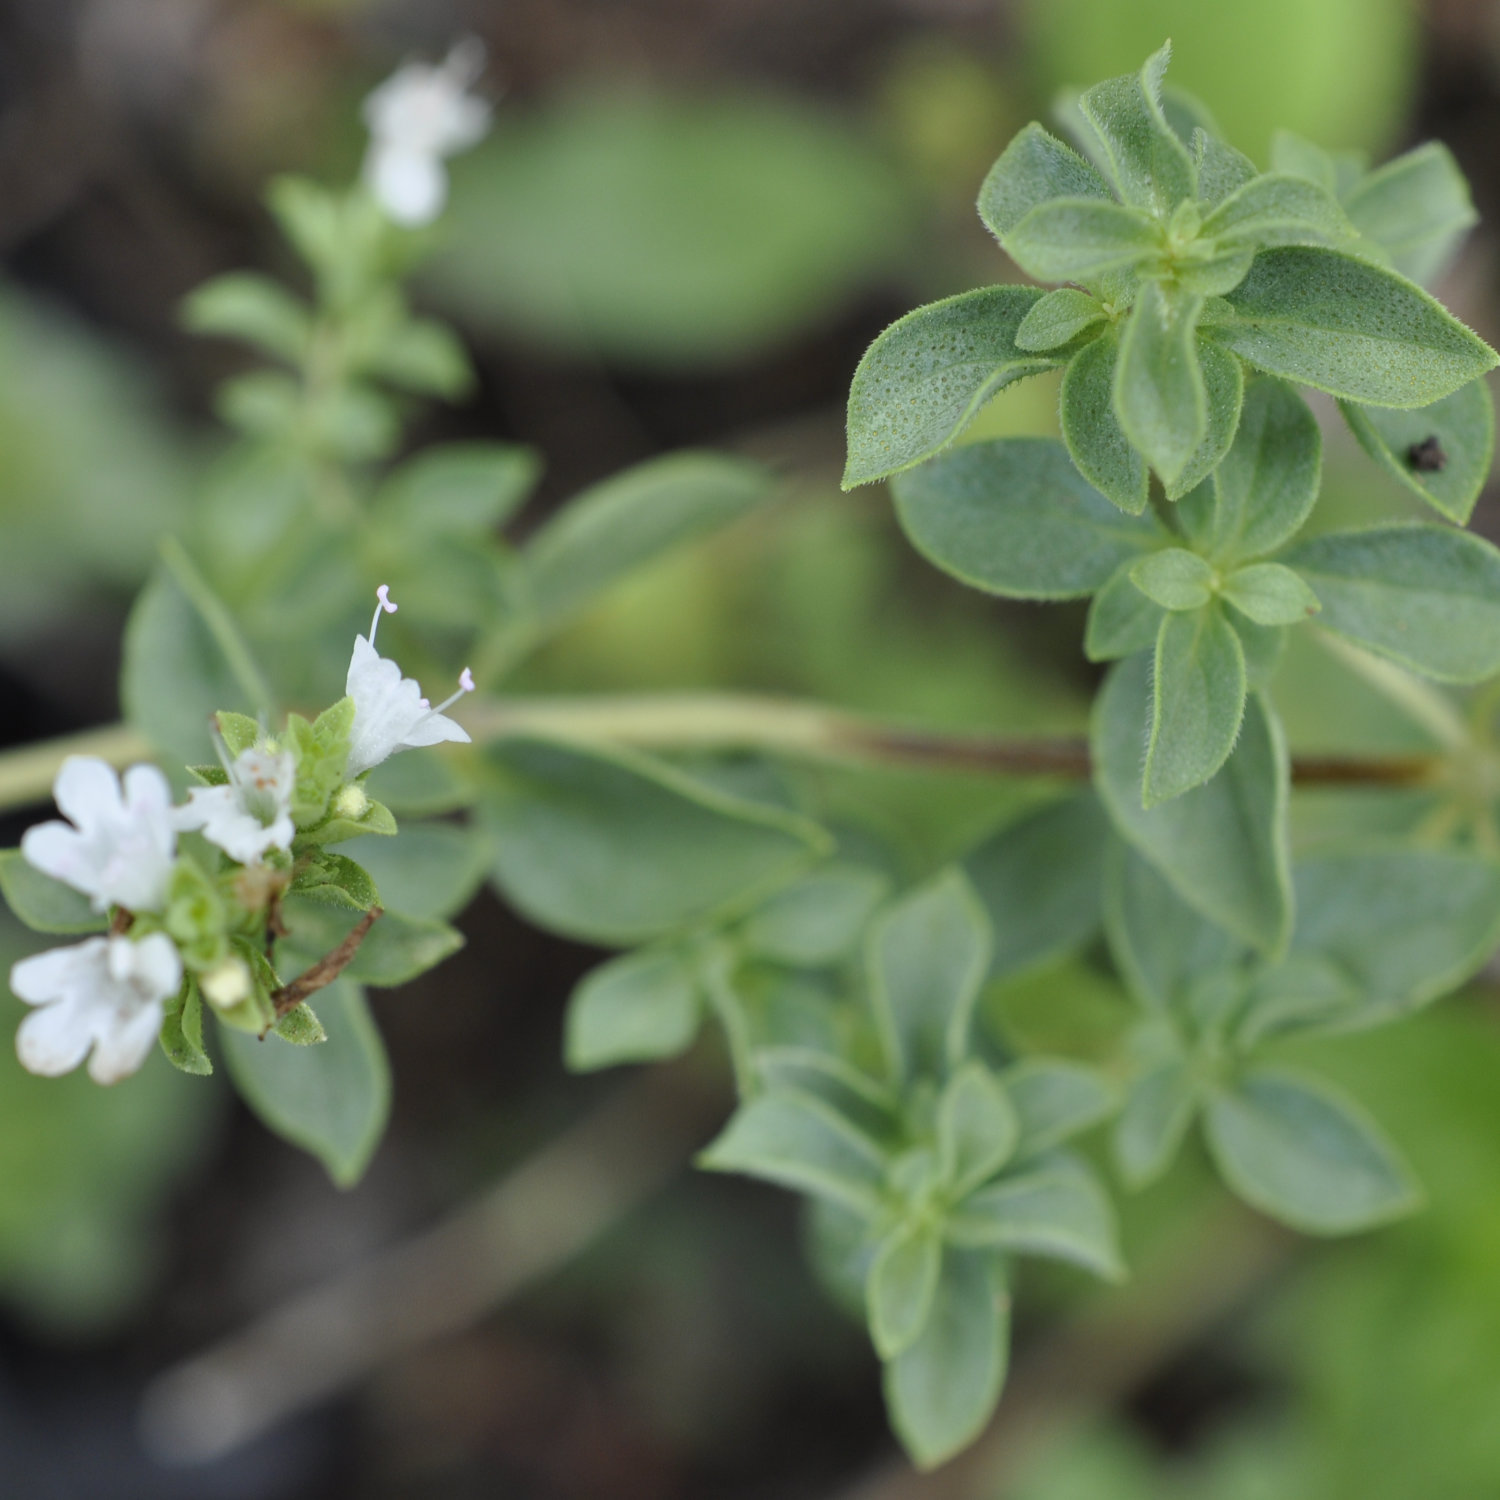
[4,1,1500,1496]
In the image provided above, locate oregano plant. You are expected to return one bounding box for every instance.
[6,36,1500,1475]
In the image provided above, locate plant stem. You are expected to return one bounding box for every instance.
[0,694,1442,817]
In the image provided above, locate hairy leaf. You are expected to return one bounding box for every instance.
[1060,331,1150,514]
[1005,199,1160,283]
[1145,606,1248,805]
[978,121,1112,239]
[868,1223,943,1360]
[1342,141,1477,285]
[565,947,702,1071]
[937,1062,1020,1195]
[1014,288,1108,352]
[1115,282,1206,491]
[1114,1059,1197,1187]
[1220,563,1321,626]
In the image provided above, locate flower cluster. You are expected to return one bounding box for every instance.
[7,589,472,1085]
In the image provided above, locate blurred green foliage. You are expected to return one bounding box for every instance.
[431,90,919,367]
[1021,0,1416,157]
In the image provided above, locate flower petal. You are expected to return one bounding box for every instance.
[87,999,166,1085]
[10,940,105,1006]
[52,756,124,828]
[20,822,99,896]
[17,997,94,1076]
[366,146,447,226]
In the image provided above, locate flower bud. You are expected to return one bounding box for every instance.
[201,956,253,1011]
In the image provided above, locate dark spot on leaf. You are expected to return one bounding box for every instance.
[1406,436,1447,473]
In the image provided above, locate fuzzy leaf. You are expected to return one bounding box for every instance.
[1114,1059,1197,1187]
[1085,560,1165,661]
[1164,338,1244,500]
[1193,130,1257,209]
[485,737,827,946]
[159,980,212,1076]
[372,443,540,536]
[946,1163,1124,1280]
[892,436,1160,598]
[1145,606,1248,805]
[867,869,991,1085]
[1342,141,1477,286]
[937,1062,1020,1195]
[699,1087,888,1214]
[1094,657,1291,953]
[1075,43,1196,217]
[566,946,702,1071]
[1199,173,1351,250]
[0,850,106,935]
[739,865,889,967]
[962,794,1110,978]
[1130,548,1213,611]
[1178,376,1321,563]
[842,287,1058,487]
[1340,379,1494,525]
[1217,247,1497,408]
[1060,330,1149,514]
[1005,199,1160,283]
[1204,1068,1421,1234]
[868,1223,943,1360]
[883,1251,1009,1470]
[1220,563,1320,626]
[978,121,1112,239]
[1003,1060,1118,1159]
[1114,282,1206,490]
[1283,524,1500,682]
[1015,288,1108,353]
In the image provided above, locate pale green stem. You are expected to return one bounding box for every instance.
[1316,631,1471,752]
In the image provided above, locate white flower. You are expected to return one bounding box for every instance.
[345,585,474,778]
[21,756,176,914]
[11,933,182,1084]
[361,38,490,226]
[174,742,296,864]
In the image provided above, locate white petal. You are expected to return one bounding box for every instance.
[173,784,234,832]
[52,756,123,829]
[125,933,183,1001]
[396,711,471,752]
[87,999,166,1085]
[122,763,173,818]
[20,822,102,900]
[10,940,106,1005]
[366,146,447,226]
[16,998,94,1076]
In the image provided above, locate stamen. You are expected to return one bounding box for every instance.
[369,584,399,644]
[429,667,477,717]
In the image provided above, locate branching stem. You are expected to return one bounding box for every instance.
[269,907,381,1017]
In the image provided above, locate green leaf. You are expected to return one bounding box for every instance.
[1340,380,1494,525]
[1199,173,1352,250]
[882,1251,1009,1470]
[892,436,1160,597]
[289,852,381,913]
[1014,288,1107,353]
[272,1003,326,1046]
[484,737,827,946]
[1193,129,1257,209]
[1061,329,1149,514]
[1094,657,1292,953]
[1165,338,1245,500]
[159,980,212,1076]
[181,272,310,363]
[0,850,105,935]
[1004,199,1160,283]
[1179,376,1321,563]
[842,287,1058,488]
[1217,247,1497,407]
[215,711,260,758]
[1282,523,1500,682]
[977,121,1112,239]
[519,453,773,633]
[1114,1059,1197,1187]
[1145,606,1248,805]
[1220,563,1320,626]
[1204,1068,1421,1234]
[372,443,540,537]
[352,822,492,923]
[122,543,274,765]
[565,946,702,1071]
[1266,851,1500,1033]
[361,318,472,399]
[1270,130,1340,194]
[946,1163,1124,1280]
[961,793,1110,978]
[1003,1059,1117,1159]
[867,870,991,1085]
[698,1087,888,1214]
[937,1062,1020,1196]
[739,865,889,967]
[1342,141,1477,285]
[868,1223,943,1360]
[220,978,390,1187]
[1130,547,1213,611]
[1085,559,1164,661]
[1114,282,1206,492]
[278,900,464,988]
[1075,43,1196,217]
[1103,842,1241,1014]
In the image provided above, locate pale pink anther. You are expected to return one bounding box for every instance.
[429,667,477,718]
[369,585,399,646]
